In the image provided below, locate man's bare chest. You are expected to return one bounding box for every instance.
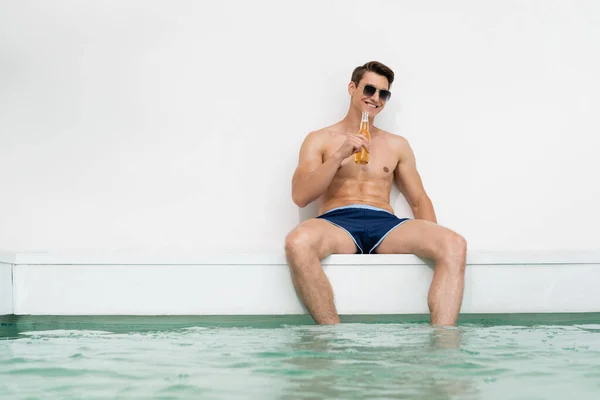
[323,136,398,181]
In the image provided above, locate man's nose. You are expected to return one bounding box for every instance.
[372,91,380,102]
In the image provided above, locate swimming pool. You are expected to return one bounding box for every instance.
[1,314,599,399]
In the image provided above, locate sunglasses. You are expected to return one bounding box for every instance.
[356,83,392,102]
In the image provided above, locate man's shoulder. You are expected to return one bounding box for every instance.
[377,129,411,149]
[302,124,341,145]
[298,127,333,155]
[306,124,340,138]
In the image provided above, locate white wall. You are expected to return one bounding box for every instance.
[0,0,598,253]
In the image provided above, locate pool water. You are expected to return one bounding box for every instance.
[1,316,600,399]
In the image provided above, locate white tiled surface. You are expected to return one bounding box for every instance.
[10,251,600,265]
[0,252,16,264]
[0,264,13,315]
[3,251,599,316]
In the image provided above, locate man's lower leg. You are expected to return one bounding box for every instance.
[287,252,340,325]
[427,259,465,325]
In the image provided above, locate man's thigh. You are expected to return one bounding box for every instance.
[374,219,455,259]
[287,218,357,258]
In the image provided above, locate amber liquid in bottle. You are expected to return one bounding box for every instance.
[354,111,370,164]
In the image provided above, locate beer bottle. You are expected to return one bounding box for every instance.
[354,111,370,164]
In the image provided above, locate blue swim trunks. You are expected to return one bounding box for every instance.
[316,204,411,254]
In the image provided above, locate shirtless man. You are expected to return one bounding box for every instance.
[285,61,467,326]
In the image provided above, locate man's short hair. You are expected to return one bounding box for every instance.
[351,61,395,89]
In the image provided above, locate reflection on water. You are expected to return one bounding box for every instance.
[280,325,478,400]
[431,325,463,349]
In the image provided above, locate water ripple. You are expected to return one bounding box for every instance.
[0,323,599,399]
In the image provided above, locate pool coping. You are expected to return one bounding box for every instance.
[0,252,16,265]
[2,250,600,317]
[3,250,600,265]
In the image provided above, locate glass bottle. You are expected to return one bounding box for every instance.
[354,111,370,164]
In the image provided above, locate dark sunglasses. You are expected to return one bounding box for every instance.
[356,83,392,102]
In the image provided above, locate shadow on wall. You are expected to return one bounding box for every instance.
[298,202,319,222]
[296,185,413,223]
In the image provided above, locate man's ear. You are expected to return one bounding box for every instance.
[348,81,357,96]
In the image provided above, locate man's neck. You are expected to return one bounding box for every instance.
[340,109,375,134]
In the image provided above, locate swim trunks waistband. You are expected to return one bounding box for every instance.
[321,204,393,216]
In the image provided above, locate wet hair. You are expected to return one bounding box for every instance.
[351,61,395,89]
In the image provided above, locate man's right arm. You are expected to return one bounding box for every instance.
[291,131,344,208]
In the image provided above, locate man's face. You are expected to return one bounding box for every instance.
[349,71,391,118]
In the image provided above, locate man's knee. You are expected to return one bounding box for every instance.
[285,226,318,258]
[439,231,467,268]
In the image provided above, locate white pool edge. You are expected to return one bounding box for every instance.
[8,250,600,265]
[2,251,600,316]
[0,255,14,315]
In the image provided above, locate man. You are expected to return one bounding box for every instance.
[285,61,467,326]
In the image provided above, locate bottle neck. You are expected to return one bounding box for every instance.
[359,120,369,132]
[360,112,370,132]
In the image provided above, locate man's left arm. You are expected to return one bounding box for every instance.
[394,137,438,224]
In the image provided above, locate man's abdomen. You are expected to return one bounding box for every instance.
[319,178,394,215]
